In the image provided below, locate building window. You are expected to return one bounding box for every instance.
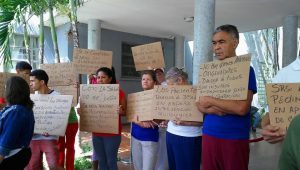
[121,42,140,78]
[2,34,39,72]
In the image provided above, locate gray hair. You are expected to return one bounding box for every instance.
[214,24,239,40]
[165,67,188,82]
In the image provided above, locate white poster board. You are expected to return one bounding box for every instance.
[31,94,73,136]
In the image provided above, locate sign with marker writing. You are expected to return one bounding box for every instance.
[40,63,77,86]
[0,72,30,97]
[196,54,251,100]
[50,85,78,107]
[266,83,300,130]
[80,84,119,134]
[73,48,113,74]
[131,42,165,71]
[153,85,202,121]
[31,94,73,136]
[127,89,154,122]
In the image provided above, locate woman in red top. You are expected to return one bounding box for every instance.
[92,67,126,170]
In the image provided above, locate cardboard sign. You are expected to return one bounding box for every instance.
[0,73,6,97]
[31,94,73,136]
[80,84,119,134]
[50,85,78,107]
[266,83,300,130]
[196,54,251,100]
[0,72,30,97]
[73,48,113,74]
[40,63,77,86]
[153,85,203,122]
[126,89,154,122]
[131,42,165,71]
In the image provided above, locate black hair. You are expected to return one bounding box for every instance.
[30,69,49,86]
[15,61,32,70]
[141,70,157,82]
[5,76,34,110]
[96,67,117,84]
[214,24,239,40]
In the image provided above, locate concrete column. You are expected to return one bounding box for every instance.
[193,0,215,85]
[175,35,185,68]
[88,19,101,50]
[282,15,298,67]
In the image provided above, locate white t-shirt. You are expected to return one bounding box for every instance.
[32,90,60,141]
[272,58,300,83]
[265,58,300,113]
[167,121,202,137]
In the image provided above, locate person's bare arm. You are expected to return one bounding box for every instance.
[261,113,285,144]
[198,90,254,116]
[118,96,127,116]
[173,120,202,126]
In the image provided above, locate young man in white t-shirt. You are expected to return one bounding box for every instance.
[27,69,59,170]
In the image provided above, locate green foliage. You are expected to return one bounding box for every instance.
[0,0,84,65]
[80,143,92,153]
[74,157,92,170]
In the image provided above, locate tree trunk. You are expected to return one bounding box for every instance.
[70,0,80,48]
[48,0,60,63]
[21,13,31,64]
[39,12,45,64]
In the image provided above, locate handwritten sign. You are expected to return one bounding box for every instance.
[31,94,73,136]
[40,63,77,86]
[50,85,78,107]
[80,84,119,134]
[126,90,154,122]
[131,42,165,71]
[266,83,300,130]
[153,85,202,121]
[0,72,30,97]
[196,54,251,100]
[73,48,113,74]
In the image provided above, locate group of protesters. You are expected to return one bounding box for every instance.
[0,23,299,170]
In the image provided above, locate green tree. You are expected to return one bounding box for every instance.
[0,0,83,65]
[0,0,29,66]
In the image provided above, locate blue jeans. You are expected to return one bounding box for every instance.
[92,135,121,170]
[166,132,202,170]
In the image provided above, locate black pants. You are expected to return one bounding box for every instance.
[0,148,31,170]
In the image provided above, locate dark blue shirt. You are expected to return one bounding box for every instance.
[203,66,257,139]
[0,105,35,156]
[131,123,159,142]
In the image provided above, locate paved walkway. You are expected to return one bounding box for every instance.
[74,126,282,170]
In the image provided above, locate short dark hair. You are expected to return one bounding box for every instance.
[30,69,49,85]
[96,67,117,84]
[5,76,34,110]
[214,24,239,40]
[15,61,32,70]
[141,70,157,82]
